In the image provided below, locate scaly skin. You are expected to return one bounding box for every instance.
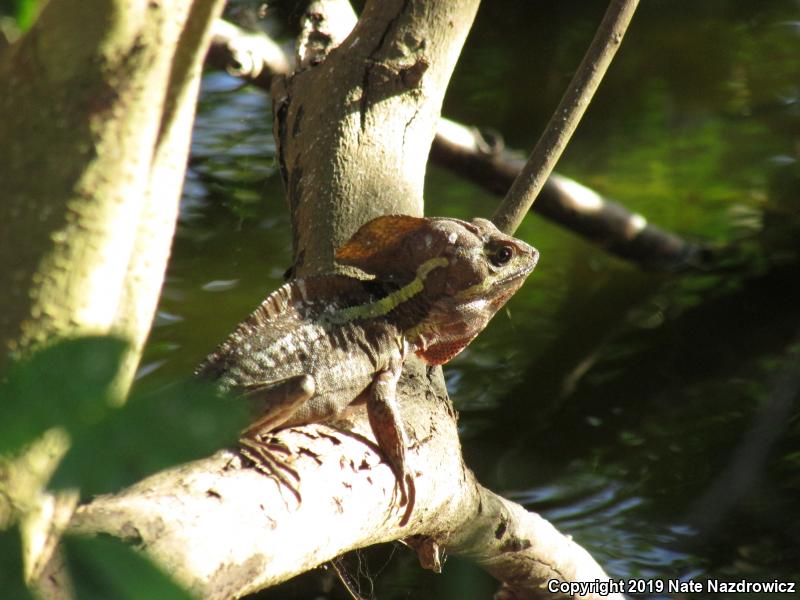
[197,215,539,524]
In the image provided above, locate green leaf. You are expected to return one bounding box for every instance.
[16,0,38,31]
[0,336,129,454]
[0,0,41,31]
[64,535,193,600]
[52,380,248,495]
[0,528,34,600]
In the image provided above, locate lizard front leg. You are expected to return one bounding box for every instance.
[367,351,415,526]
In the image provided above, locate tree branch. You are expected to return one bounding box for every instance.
[272,0,488,274]
[72,361,620,600]
[0,0,225,384]
[492,0,640,235]
[296,0,358,68]
[205,15,703,271]
[432,119,704,271]
[206,18,288,89]
[0,1,225,594]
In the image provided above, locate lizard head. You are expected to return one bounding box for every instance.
[336,215,539,364]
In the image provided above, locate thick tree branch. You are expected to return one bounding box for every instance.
[114,0,228,396]
[273,0,482,274]
[492,0,640,235]
[448,487,619,600]
[205,16,702,271]
[0,1,224,594]
[73,362,620,600]
[0,0,225,384]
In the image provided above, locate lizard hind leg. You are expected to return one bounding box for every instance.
[241,374,316,437]
[367,360,416,527]
[239,374,316,504]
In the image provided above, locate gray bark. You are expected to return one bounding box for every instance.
[273,0,481,275]
[74,361,618,599]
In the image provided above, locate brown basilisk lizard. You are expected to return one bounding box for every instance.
[197,215,538,525]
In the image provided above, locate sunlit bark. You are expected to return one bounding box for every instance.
[0,0,224,594]
[0,0,223,392]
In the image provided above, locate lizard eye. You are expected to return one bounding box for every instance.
[490,245,514,267]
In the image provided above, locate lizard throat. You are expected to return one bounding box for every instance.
[327,257,448,324]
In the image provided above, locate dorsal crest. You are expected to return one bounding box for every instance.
[335,215,428,277]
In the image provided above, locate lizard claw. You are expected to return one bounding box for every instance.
[239,435,302,505]
[389,471,415,526]
[398,473,415,527]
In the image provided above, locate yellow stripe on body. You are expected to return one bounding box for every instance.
[328,257,448,323]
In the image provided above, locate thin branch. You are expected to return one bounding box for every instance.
[203,15,705,272]
[432,119,705,271]
[207,19,289,88]
[491,0,640,235]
